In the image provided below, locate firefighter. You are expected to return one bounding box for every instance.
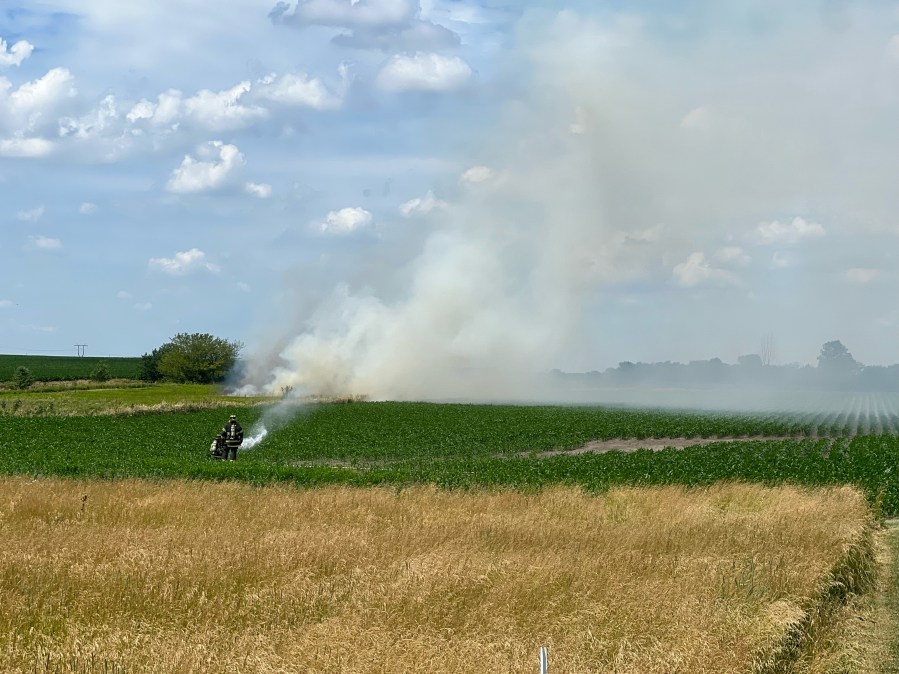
[209,431,226,460]
[222,414,243,461]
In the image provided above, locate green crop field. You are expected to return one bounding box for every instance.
[4,400,899,516]
[0,354,142,381]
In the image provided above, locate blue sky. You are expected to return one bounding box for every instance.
[2,1,899,397]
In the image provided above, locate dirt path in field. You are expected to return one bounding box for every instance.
[526,435,805,458]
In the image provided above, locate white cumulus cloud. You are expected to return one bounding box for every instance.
[0,136,53,157]
[0,37,33,67]
[375,52,472,92]
[271,0,418,28]
[245,181,272,198]
[5,67,76,116]
[256,69,345,110]
[751,216,825,246]
[399,190,448,217]
[270,0,458,52]
[79,202,97,215]
[149,248,220,275]
[459,165,494,185]
[166,141,245,193]
[27,235,62,251]
[126,89,183,127]
[115,290,132,299]
[317,207,373,235]
[184,81,267,131]
[59,94,118,139]
[712,246,750,267]
[672,252,733,287]
[0,299,13,308]
[16,204,44,221]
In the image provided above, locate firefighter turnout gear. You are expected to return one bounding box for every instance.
[209,432,227,460]
[222,416,244,461]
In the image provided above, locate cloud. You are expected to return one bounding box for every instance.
[672,252,733,287]
[845,268,877,284]
[128,82,268,133]
[16,204,44,221]
[270,0,459,52]
[166,141,245,193]
[256,68,346,110]
[317,206,373,234]
[0,37,33,67]
[237,281,251,292]
[399,190,448,216]
[0,299,13,308]
[184,81,267,131]
[149,248,220,275]
[0,136,53,157]
[270,0,418,27]
[333,20,459,51]
[459,165,494,185]
[245,181,272,198]
[770,251,792,269]
[3,67,76,117]
[79,202,97,215]
[59,94,118,139]
[27,235,62,251]
[134,302,153,311]
[376,52,472,92]
[751,217,826,246]
[115,290,132,299]
[712,246,750,267]
[126,89,182,127]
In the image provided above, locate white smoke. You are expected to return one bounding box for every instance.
[241,425,268,450]
[241,5,899,401]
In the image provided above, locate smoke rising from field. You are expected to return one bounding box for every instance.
[241,4,899,403]
[242,426,268,450]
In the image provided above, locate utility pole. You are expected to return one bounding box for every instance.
[74,344,88,357]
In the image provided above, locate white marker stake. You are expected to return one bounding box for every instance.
[539,646,548,674]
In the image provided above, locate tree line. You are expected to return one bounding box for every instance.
[557,340,899,392]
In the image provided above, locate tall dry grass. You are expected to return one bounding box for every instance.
[0,479,873,673]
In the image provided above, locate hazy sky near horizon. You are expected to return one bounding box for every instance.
[2,0,899,377]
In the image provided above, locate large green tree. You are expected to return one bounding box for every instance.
[154,333,243,384]
[816,340,861,375]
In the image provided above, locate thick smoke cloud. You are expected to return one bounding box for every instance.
[240,3,899,401]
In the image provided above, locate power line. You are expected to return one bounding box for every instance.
[74,344,88,357]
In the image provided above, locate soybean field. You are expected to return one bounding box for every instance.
[4,400,899,516]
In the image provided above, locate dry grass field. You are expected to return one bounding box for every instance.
[0,479,876,673]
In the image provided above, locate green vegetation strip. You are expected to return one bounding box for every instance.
[4,402,899,515]
[0,354,141,381]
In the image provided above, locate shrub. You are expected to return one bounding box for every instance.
[14,366,34,390]
[91,361,111,382]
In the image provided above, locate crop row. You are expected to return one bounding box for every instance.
[4,402,899,515]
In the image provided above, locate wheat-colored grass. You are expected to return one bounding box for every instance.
[0,479,872,673]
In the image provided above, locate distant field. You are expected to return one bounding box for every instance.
[0,382,269,416]
[0,354,142,381]
[0,479,876,674]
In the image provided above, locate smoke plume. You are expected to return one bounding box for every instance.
[240,4,899,402]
